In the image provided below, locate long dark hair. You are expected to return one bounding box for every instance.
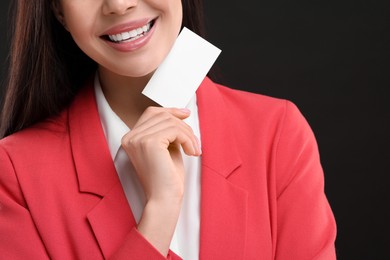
[0,0,206,138]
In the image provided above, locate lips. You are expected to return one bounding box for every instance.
[101,18,156,44]
[100,18,157,52]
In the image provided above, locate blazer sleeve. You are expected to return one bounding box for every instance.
[274,101,337,259]
[110,228,182,260]
[0,145,50,259]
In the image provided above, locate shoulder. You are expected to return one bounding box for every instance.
[202,78,307,131]
[213,80,286,108]
[206,80,325,193]
[216,81,316,152]
[0,110,69,159]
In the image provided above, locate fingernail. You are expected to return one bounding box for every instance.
[195,135,202,155]
[180,108,191,114]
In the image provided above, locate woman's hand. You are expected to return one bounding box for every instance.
[121,106,201,256]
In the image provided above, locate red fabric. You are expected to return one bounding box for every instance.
[0,77,336,259]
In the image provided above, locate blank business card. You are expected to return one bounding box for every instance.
[142,27,221,108]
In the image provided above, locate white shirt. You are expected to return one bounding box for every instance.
[94,74,201,259]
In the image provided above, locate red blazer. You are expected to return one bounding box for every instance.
[0,77,336,259]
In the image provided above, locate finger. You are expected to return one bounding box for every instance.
[129,109,199,154]
[132,114,194,141]
[154,125,199,156]
[124,124,200,156]
[134,107,191,128]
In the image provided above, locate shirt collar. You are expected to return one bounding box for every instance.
[94,74,130,161]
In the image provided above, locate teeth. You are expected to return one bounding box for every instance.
[108,21,152,43]
[122,32,130,39]
[129,30,137,38]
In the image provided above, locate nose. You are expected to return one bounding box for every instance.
[102,0,138,15]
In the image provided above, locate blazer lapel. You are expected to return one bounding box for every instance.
[68,81,135,258]
[86,182,136,258]
[197,78,248,259]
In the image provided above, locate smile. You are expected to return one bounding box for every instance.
[106,20,155,43]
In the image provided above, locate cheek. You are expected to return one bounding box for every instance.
[150,0,183,25]
[62,4,96,43]
[170,0,183,26]
[165,0,183,41]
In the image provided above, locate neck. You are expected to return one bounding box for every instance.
[98,66,159,129]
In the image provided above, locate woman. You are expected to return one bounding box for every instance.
[0,0,337,259]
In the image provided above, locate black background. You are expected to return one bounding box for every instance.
[1,0,389,259]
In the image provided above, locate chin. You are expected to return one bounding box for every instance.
[110,63,158,79]
[121,69,156,79]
